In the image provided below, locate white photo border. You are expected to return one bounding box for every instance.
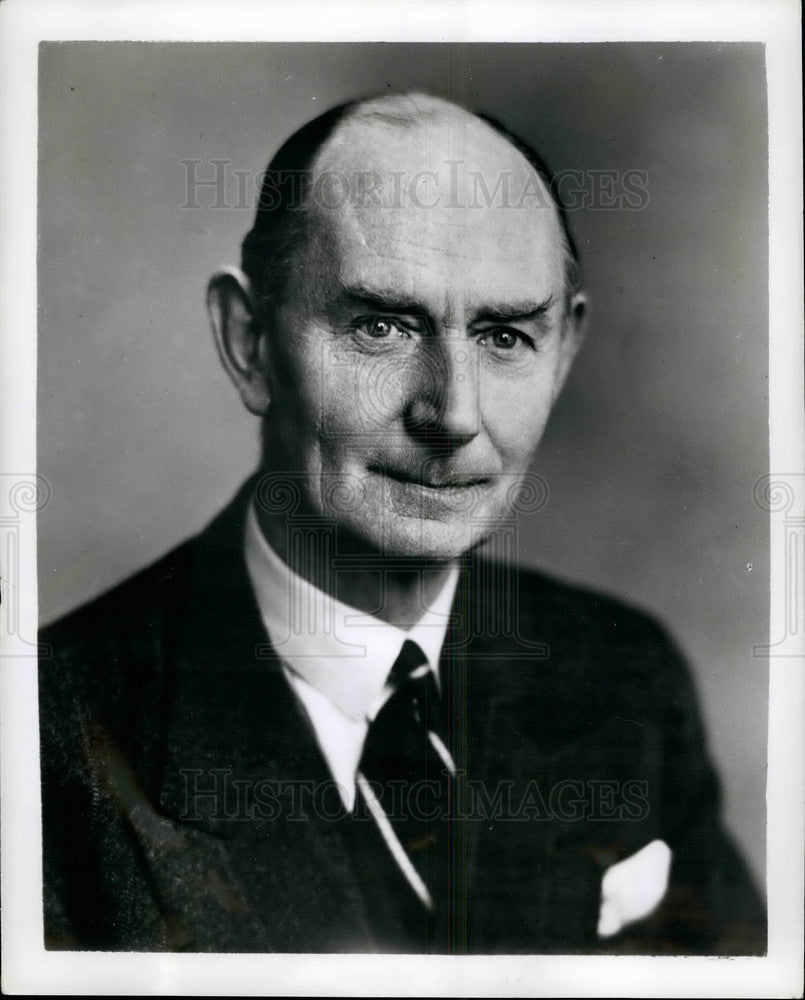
[1,1,802,996]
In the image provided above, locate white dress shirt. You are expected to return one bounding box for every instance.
[243,499,459,810]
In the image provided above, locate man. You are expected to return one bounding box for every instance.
[39,92,765,954]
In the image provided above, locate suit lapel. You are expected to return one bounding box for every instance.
[437,556,551,947]
[440,557,666,951]
[154,482,375,951]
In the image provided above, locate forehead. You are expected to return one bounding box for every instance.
[305,111,566,308]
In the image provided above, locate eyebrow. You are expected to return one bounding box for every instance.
[473,297,557,324]
[338,288,425,316]
[336,285,557,325]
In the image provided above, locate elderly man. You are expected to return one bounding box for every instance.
[39,93,764,954]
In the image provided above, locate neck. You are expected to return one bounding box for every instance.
[254,505,456,627]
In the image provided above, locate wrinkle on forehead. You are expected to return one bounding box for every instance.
[333,200,564,304]
[291,98,566,315]
[313,107,561,251]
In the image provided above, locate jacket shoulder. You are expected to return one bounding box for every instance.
[472,558,696,712]
[41,537,194,649]
[483,556,678,652]
[38,537,198,779]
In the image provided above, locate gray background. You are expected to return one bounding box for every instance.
[38,42,768,887]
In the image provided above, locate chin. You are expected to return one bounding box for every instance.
[358,516,486,564]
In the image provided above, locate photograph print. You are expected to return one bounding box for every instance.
[36,41,769,956]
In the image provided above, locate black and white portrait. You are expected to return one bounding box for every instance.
[1,4,802,995]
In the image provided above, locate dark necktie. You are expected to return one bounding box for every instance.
[355,638,457,948]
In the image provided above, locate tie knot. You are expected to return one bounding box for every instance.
[384,639,440,731]
[390,639,430,685]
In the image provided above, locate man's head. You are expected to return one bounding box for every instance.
[209,92,587,563]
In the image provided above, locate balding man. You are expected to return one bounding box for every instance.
[39,94,764,954]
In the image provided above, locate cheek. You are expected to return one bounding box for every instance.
[274,328,342,427]
[278,334,399,468]
[481,371,556,466]
[321,340,411,441]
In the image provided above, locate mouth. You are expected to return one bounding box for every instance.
[369,464,491,491]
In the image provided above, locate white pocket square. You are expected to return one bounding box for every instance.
[597,838,672,938]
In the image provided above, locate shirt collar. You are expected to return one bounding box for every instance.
[244,499,459,724]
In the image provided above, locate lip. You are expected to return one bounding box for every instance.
[369,465,491,490]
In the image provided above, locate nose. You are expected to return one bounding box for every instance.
[404,340,480,449]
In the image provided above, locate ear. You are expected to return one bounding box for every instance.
[552,289,588,400]
[207,266,272,416]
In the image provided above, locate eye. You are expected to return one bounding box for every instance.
[478,328,534,352]
[489,330,518,350]
[363,317,409,339]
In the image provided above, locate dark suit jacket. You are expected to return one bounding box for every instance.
[39,480,765,953]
